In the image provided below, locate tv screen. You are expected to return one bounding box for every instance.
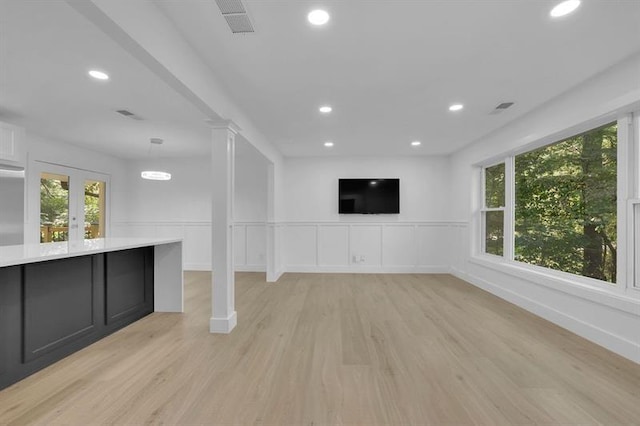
[339,178,400,214]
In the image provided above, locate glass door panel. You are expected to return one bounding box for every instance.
[33,162,109,244]
[84,180,106,239]
[40,172,70,242]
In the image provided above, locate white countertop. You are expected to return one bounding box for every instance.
[0,237,182,268]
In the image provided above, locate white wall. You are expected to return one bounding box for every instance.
[449,53,640,363]
[281,156,459,272]
[284,156,450,222]
[234,149,268,271]
[114,152,269,271]
[235,151,268,222]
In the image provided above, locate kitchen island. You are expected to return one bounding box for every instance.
[0,237,183,390]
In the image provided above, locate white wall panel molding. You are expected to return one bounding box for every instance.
[111,221,267,272]
[282,221,463,273]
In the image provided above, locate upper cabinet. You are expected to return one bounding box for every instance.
[0,121,26,168]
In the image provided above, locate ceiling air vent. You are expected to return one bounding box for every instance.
[215,0,255,34]
[490,102,515,115]
[116,109,144,121]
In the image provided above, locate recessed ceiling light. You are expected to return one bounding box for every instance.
[449,104,464,112]
[308,9,330,26]
[411,141,421,146]
[319,105,333,114]
[88,70,109,80]
[324,141,334,147]
[550,0,581,17]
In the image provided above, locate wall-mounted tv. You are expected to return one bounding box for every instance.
[339,178,400,214]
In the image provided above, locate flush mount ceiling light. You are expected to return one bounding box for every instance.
[141,138,172,181]
[324,141,334,147]
[308,9,330,25]
[449,103,464,112]
[141,170,171,181]
[550,0,581,17]
[411,141,422,146]
[88,70,109,80]
[319,105,333,114]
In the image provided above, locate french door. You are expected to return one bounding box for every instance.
[30,162,109,243]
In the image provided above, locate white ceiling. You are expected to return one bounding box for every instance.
[157,0,640,156]
[0,0,212,159]
[1,0,640,160]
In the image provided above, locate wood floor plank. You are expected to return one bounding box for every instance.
[1,271,639,425]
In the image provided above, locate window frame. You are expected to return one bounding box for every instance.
[480,161,507,257]
[632,112,640,291]
[28,160,111,244]
[475,111,638,296]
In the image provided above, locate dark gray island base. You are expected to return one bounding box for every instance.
[0,247,154,390]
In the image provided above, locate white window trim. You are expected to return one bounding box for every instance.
[475,113,637,295]
[28,160,111,244]
[630,200,640,292]
[480,161,507,257]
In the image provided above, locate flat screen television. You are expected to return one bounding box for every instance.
[339,178,400,214]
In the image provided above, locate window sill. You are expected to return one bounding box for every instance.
[468,255,640,315]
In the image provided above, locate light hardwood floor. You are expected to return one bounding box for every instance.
[1,272,639,425]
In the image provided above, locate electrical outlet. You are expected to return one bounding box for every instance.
[352,255,366,264]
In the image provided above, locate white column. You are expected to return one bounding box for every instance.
[208,119,240,333]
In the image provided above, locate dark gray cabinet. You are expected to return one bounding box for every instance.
[0,247,154,390]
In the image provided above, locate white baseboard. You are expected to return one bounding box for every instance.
[284,265,450,274]
[267,268,285,283]
[185,263,211,271]
[450,268,640,364]
[235,265,266,272]
[209,311,237,334]
[184,264,267,273]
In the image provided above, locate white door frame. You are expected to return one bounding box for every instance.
[28,161,111,244]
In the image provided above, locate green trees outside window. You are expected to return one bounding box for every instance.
[483,163,505,256]
[514,123,617,283]
[485,163,505,208]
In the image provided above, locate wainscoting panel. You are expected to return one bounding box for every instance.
[234,226,247,266]
[246,225,266,267]
[284,221,461,273]
[113,221,464,274]
[182,225,211,271]
[318,225,350,267]
[112,222,267,272]
[350,225,382,267]
[284,225,317,267]
[418,225,451,268]
[382,225,417,266]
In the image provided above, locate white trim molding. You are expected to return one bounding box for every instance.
[209,311,237,334]
[282,220,464,274]
[451,221,640,364]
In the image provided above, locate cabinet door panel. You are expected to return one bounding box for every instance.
[0,267,21,382]
[23,257,94,362]
[105,248,153,325]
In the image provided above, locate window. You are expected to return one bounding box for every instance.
[33,162,109,244]
[514,122,617,283]
[40,173,70,242]
[482,163,505,256]
[477,112,640,290]
[84,180,106,239]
